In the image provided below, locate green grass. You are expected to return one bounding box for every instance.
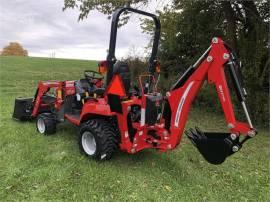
[0,56,269,201]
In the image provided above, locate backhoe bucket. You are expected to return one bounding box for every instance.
[185,128,241,164]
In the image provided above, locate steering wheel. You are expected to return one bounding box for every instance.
[84,70,104,84]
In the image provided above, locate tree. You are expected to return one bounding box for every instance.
[63,0,149,21]
[142,0,269,125]
[1,42,28,56]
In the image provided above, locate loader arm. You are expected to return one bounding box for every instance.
[164,37,256,164]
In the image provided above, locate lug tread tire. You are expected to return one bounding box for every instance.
[36,113,56,135]
[79,119,119,160]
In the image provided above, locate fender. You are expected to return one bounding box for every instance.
[80,98,114,122]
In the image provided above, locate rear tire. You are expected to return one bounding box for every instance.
[36,113,56,135]
[79,119,119,160]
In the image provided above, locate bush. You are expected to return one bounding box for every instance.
[1,42,28,56]
[122,52,148,88]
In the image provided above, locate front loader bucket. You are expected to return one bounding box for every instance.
[13,97,33,121]
[185,128,241,164]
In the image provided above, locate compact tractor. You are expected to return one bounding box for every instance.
[13,7,257,164]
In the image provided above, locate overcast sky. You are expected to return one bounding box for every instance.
[0,0,162,60]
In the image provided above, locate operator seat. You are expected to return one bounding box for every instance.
[113,61,131,94]
[76,79,106,94]
[75,79,91,94]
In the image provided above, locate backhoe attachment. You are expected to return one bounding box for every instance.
[165,37,256,164]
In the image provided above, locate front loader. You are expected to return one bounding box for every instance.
[13,7,257,164]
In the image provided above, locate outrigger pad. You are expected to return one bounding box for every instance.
[185,127,240,164]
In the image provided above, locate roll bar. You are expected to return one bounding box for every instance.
[106,7,161,85]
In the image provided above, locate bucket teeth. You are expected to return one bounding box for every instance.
[184,130,196,145]
[185,127,206,141]
[195,127,207,138]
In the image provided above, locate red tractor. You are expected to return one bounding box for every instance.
[13,7,256,164]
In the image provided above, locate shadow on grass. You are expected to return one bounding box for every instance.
[112,148,189,180]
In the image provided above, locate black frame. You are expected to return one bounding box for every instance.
[106,7,161,85]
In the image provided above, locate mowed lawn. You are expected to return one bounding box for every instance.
[0,56,269,201]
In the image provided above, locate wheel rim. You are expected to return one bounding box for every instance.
[82,131,97,155]
[37,118,45,133]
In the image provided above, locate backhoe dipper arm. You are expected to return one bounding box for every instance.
[166,38,256,149]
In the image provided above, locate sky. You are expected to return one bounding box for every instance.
[0,0,163,60]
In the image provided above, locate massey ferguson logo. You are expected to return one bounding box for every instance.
[218,85,226,102]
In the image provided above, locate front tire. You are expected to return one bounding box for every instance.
[36,113,56,135]
[79,119,119,160]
